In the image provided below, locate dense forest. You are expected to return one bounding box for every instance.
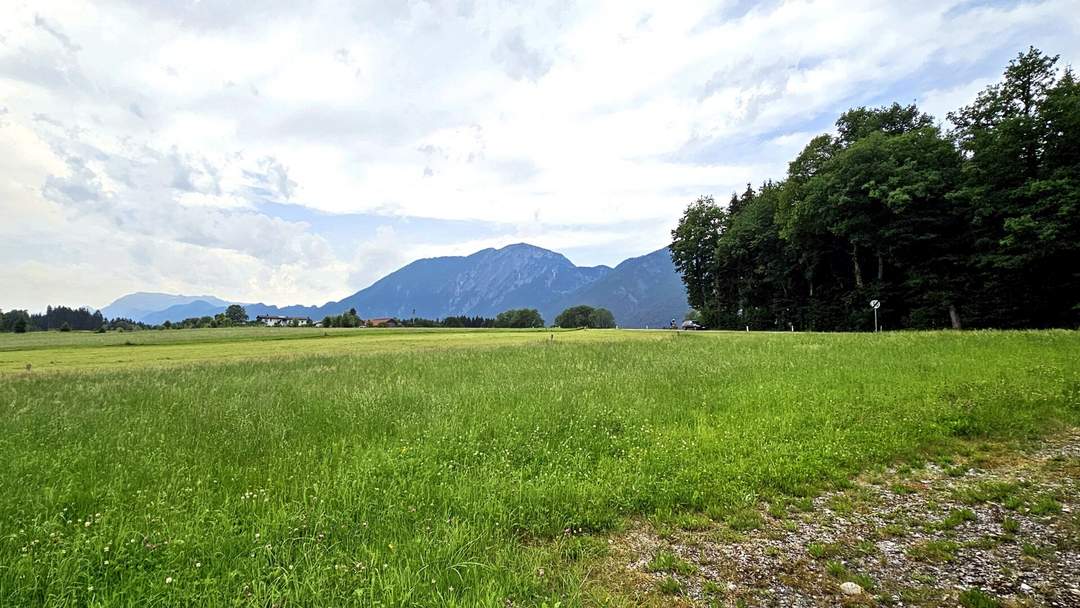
[32,306,106,331]
[0,306,107,332]
[398,316,498,328]
[672,48,1079,331]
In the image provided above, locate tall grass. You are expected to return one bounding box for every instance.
[0,330,1077,606]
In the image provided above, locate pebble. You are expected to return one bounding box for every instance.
[1020,582,1033,593]
[840,581,863,596]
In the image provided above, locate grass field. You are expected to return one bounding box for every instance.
[0,327,627,374]
[1,328,1078,606]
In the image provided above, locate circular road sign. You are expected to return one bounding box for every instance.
[870,299,881,309]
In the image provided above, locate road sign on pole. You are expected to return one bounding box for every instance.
[869,299,881,332]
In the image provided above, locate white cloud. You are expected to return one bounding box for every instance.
[919,77,999,126]
[2,0,1079,309]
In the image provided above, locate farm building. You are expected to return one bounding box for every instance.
[256,315,313,327]
[366,317,398,328]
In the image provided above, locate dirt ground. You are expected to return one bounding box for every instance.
[595,430,1080,607]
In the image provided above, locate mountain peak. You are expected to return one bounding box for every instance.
[498,242,551,253]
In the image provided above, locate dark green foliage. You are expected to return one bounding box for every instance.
[1,309,33,333]
[321,310,364,328]
[398,317,441,328]
[172,315,215,329]
[440,315,496,328]
[672,48,1079,330]
[494,308,545,328]
[103,317,150,331]
[8,305,105,332]
[224,304,248,324]
[554,305,616,328]
[948,48,1080,328]
[670,195,726,327]
[588,308,615,328]
[398,316,496,328]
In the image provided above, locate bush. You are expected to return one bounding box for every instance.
[494,308,544,328]
[554,305,616,328]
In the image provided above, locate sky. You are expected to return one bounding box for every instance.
[2,0,1078,311]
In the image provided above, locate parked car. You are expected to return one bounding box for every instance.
[680,320,703,330]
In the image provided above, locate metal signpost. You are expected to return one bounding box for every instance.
[870,299,881,332]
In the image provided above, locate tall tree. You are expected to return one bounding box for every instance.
[949,47,1080,327]
[554,305,616,328]
[670,196,726,327]
[225,305,248,324]
[494,308,544,328]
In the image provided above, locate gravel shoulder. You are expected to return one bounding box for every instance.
[593,429,1080,607]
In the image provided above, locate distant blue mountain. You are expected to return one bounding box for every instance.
[330,243,611,320]
[101,243,690,327]
[100,292,230,321]
[137,301,324,325]
[140,300,228,325]
[545,247,690,329]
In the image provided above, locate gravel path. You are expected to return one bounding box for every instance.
[600,430,1080,607]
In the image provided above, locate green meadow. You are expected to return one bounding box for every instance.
[1,329,1077,606]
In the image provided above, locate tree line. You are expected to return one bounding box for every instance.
[3,301,619,333]
[671,48,1079,331]
[395,316,498,328]
[0,306,106,333]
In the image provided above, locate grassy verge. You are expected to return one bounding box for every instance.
[0,330,1077,606]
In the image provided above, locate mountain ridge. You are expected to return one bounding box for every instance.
[102,243,690,328]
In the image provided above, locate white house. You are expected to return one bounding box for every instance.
[256,315,312,327]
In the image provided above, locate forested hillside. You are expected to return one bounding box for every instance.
[672,48,1079,331]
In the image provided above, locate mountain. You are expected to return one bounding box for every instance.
[329,243,612,320]
[139,301,325,325]
[103,243,690,327]
[100,292,229,321]
[140,300,227,325]
[544,247,690,328]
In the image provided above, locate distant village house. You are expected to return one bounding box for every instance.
[366,317,398,328]
[256,315,313,327]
